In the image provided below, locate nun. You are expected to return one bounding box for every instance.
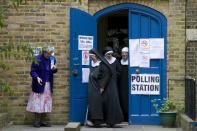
[102,46,123,127]
[87,49,112,127]
[119,47,129,121]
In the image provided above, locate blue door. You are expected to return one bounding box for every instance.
[70,8,96,124]
[128,7,167,124]
[70,3,167,125]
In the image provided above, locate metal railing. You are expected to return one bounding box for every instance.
[185,77,196,120]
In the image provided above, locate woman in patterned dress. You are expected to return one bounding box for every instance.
[26,46,57,128]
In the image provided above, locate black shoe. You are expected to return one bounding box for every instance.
[93,124,101,128]
[107,124,114,128]
[93,121,102,128]
[40,121,51,127]
[33,121,41,128]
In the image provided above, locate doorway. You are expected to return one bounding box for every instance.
[70,3,167,125]
[97,10,128,59]
[97,10,129,122]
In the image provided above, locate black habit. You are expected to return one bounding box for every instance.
[119,64,128,121]
[103,57,124,125]
[87,49,112,123]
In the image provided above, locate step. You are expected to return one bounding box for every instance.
[0,113,8,129]
[64,122,80,131]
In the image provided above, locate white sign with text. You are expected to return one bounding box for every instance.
[131,74,160,95]
[78,35,93,50]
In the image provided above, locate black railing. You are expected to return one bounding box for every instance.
[185,77,196,120]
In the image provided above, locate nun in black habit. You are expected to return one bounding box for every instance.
[103,46,124,127]
[119,47,129,121]
[87,49,112,127]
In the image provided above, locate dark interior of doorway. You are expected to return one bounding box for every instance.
[97,10,128,60]
[97,10,129,122]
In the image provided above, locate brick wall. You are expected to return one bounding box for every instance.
[0,0,88,124]
[168,0,186,104]
[0,0,187,124]
[186,0,197,120]
[186,0,197,77]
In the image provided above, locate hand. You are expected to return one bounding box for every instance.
[100,88,104,94]
[52,65,57,70]
[37,77,42,85]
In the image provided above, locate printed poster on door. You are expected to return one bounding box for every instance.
[131,74,160,95]
[139,39,150,67]
[82,68,90,83]
[129,38,164,67]
[129,39,140,67]
[78,35,93,50]
[149,38,164,59]
[82,50,89,65]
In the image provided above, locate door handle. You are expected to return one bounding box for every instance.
[136,68,140,74]
[74,63,79,66]
[73,57,78,60]
[72,69,78,77]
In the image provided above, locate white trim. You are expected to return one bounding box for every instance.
[105,56,116,64]
[91,60,101,67]
[121,59,128,65]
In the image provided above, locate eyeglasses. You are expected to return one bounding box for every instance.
[105,53,112,56]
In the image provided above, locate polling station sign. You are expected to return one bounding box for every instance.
[131,74,160,95]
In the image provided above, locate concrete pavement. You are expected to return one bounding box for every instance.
[2,124,183,131]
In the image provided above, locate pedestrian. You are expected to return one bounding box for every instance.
[87,49,112,127]
[119,47,129,121]
[103,46,123,127]
[26,46,57,128]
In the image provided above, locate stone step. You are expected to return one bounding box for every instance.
[64,122,80,131]
[0,113,8,129]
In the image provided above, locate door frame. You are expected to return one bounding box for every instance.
[94,3,167,124]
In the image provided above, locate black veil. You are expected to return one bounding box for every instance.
[89,49,112,76]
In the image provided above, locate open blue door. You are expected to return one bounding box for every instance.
[70,8,96,124]
[128,8,167,124]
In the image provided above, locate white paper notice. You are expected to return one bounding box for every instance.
[150,38,164,59]
[139,39,150,53]
[33,47,42,56]
[140,53,150,68]
[129,39,140,67]
[82,68,90,83]
[131,74,160,95]
[139,39,150,68]
[82,51,89,65]
[78,35,93,50]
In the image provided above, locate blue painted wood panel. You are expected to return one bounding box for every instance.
[70,8,96,123]
[129,7,167,125]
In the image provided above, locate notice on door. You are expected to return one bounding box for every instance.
[131,74,160,95]
[82,68,90,83]
[82,50,89,65]
[129,38,164,67]
[149,38,164,59]
[78,35,93,50]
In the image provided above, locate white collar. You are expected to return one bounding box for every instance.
[105,56,116,64]
[121,59,128,65]
[91,60,101,67]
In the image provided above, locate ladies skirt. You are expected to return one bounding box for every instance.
[26,82,52,113]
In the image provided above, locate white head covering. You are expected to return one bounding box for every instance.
[121,47,128,52]
[121,47,128,65]
[43,46,54,53]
